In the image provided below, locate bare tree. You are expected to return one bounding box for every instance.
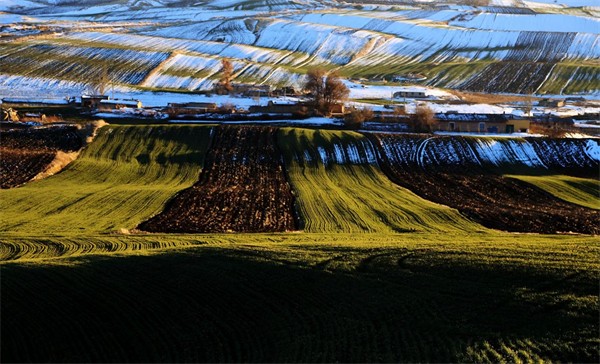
[344,107,373,129]
[324,71,350,114]
[304,67,327,111]
[412,105,436,133]
[216,59,234,95]
[304,68,349,115]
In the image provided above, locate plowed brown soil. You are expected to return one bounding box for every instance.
[139,126,298,233]
[369,134,600,234]
[0,126,83,188]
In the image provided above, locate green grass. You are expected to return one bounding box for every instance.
[0,125,598,363]
[278,128,487,233]
[1,234,598,362]
[507,174,600,210]
[0,125,212,236]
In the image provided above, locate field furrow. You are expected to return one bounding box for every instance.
[140,126,298,233]
[370,133,600,234]
[278,128,485,233]
[0,125,212,235]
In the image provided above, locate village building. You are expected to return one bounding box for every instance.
[537,99,565,108]
[435,113,530,133]
[271,86,300,97]
[329,103,346,117]
[167,102,218,114]
[229,83,272,97]
[249,101,308,116]
[97,99,142,111]
[81,95,109,110]
[393,90,427,99]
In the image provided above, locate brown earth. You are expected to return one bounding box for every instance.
[368,133,600,234]
[0,125,83,188]
[139,126,298,233]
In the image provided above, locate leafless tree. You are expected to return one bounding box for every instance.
[324,71,350,114]
[304,67,327,111]
[344,107,373,129]
[412,105,436,133]
[304,68,349,115]
[216,59,234,95]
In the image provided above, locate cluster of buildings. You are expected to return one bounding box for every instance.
[2,93,593,135]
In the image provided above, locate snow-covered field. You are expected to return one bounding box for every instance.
[0,0,598,98]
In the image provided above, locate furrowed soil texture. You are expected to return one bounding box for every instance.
[0,125,212,235]
[140,126,298,233]
[369,134,600,234]
[0,125,82,188]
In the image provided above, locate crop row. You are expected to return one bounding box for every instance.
[1,126,597,235]
[140,126,298,233]
[278,128,485,233]
[369,133,600,234]
[0,42,169,85]
[0,125,212,235]
[1,235,597,362]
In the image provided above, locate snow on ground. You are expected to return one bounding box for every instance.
[449,13,600,34]
[168,117,338,126]
[584,139,600,160]
[523,0,599,7]
[435,131,542,137]
[474,139,546,167]
[0,0,43,12]
[0,13,30,24]
[345,81,457,100]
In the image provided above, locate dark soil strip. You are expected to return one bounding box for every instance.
[368,134,600,234]
[139,126,298,233]
[0,126,83,188]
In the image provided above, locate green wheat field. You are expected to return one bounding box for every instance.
[1,125,598,363]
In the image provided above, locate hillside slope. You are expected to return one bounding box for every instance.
[278,128,487,233]
[0,125,212,235]
[1,1,598,96]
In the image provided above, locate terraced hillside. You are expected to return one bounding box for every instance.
[0,125,212,235]
[0,123,598,363]
[0,0,598,95]
[278,128,486,233]
[368,134,600,234]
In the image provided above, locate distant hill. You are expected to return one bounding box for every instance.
[0,0,598,96]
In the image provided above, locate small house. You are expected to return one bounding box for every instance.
[249,101,308,116]
[537,99,565,108]
[393,90,427,99]
[167,102,218,114]
[271,86,300,97]
[435,113,530,134]
[81,95,109,109]
[329,103,346,117]
[97,99,142,111]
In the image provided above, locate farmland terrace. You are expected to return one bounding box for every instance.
[0,123,598,362]
[1,0,600,361]
[0,0,598,98]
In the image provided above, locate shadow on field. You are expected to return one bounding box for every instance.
[2,248,597,363]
